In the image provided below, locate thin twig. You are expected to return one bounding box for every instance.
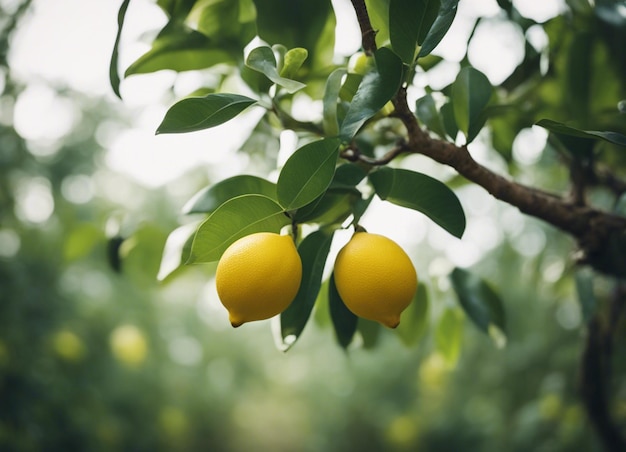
[350,0,377,54]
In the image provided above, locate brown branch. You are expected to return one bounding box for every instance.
[350,0,377,54]
[340,142,407,166]
[580,284,626,452]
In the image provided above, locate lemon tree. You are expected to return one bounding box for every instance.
[108,3,626,447]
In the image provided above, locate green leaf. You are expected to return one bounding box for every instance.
[109,0,131,98]
[331,163,367,188]
[125,24,233,76]
[340,48,404,141]
[245,46,306,93]
[451,66,493,143]
[418,0,459,58]
[188,194,290,263]
[440,101,459,139]
[277,230,334,351]
[64,223,105,262]
[328,272,358,349]
[365,0,390,47]
[253,0,336,69]
[323,68,347,136]
[390,0,440,64]
[435,307,463,367]
[279,48,308,79]
[277,138,341,210]
[369,167,466,238]
[156,93,257,134]
[416,93,447,138]
[575,268,596,323]
[293,188,358,225]
[450,268,506,347]
[395,282,429,346]
[358,319,382,349]
[157,222,200,282]
[536,119,626,147]
[182,175,277,214]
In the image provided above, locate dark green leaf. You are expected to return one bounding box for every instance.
[440,101,459,139]
[182,175,277,214]
[293,189,358,225]
[157,222,200,282]
[278,230,335,351]
[390,0,440,64]
[358,319,382,349]
[418,0,459,58]
[323,68,347,136]
[277,138,341,210]
[109,0,131,98]
[331,163,367,188]
[125,24,233,76]
[245,46,306,93]
[452,66,493,143]
[575,268,596,322]
[340,48,404,140]
[156,0,197,19]
[156,93,257,134]
[435,307,463,366]
[188,195,290,263]
[416,93,447,138]
[395,282,429,346]
[253,0,335,69]
[536,119,626,147]
[328,272,358,348]
[450,268,506,347]
[369,167,466,238]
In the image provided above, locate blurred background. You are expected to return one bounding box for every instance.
[1,0,623,451]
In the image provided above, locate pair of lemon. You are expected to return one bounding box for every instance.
[215,230,417,329]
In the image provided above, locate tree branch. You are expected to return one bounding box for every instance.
[350,0,377,54]
[580,284,626,452]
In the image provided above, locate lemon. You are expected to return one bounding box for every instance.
[110,324,148,366]
[334,232,417,328]
[215,232,302,327]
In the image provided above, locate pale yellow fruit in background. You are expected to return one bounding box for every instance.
[53,329,86,362]
[110,324,148,366]
[215,232,302,327]
[334,232,417,328]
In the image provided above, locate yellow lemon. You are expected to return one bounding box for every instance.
[215,232,302,327]
[334,232,417,328]
[110,324,148,366]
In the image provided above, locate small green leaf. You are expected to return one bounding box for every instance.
[293,189,358,225]
[418,0,459,58]
[157,93,258,134]
[395,283,429,346]
[435,307,463,367]
[109,0,131,98]
[157,221,200,282]
[365,0,390,47]
[390,0,440,64]
[182,175,277,214]
[369,167,466,238]
[188,194,290,263]
[450,268,506,347]
[329,272,358,349]
[452,66,493,143]
[124,24,233,76]
[279,47,308,79]
[245,46,306,93]
[340,48,404,140]
[331,163,367,188]
[416,93,447,138]
[575,268,596,322]
[440,101,459,139]
[277,230,334,351]
[536,119,626,147]
[323,68,347,136]
[277,138,341,210]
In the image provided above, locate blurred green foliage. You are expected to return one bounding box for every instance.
[1,0,625,451]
